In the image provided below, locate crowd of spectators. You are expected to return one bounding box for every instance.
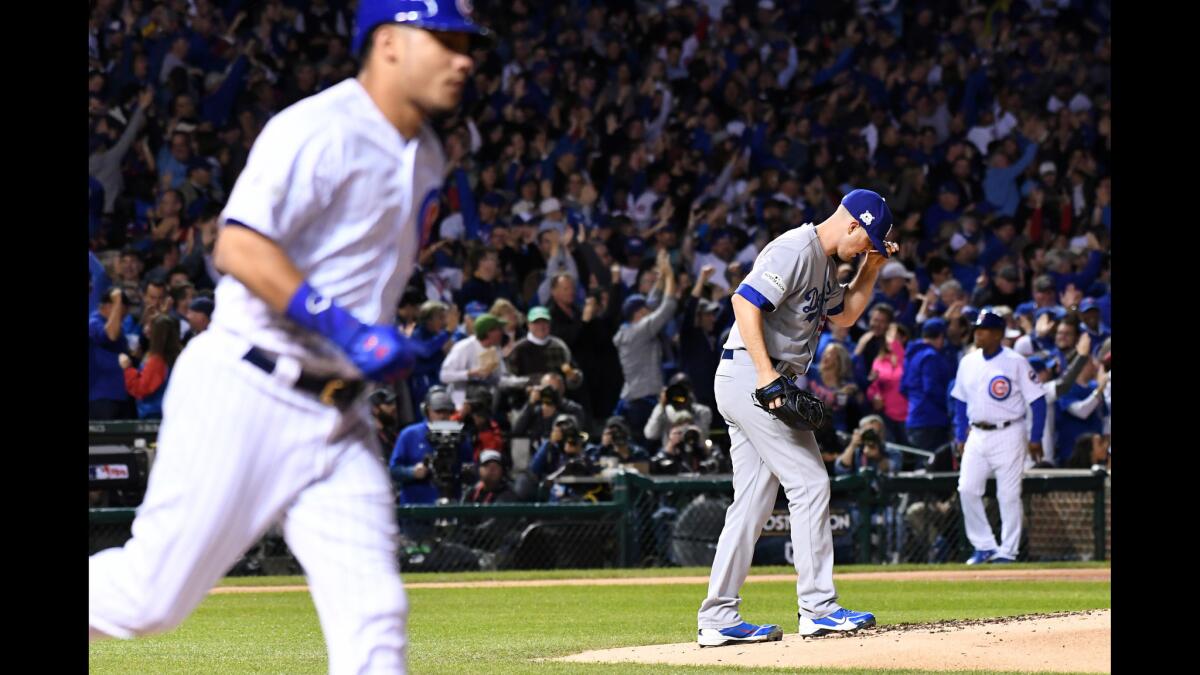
[89,0,1112,504]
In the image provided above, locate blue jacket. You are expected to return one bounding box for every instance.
[88,311,128,402]
[922,203,962,239]
[1055,383,1105,465]
[89,251,111,316]
[900,340,954,429]
[406,325,453,418]
[869,290,918,328]
[983,136,1038,217]
[1050,251,1104,294]
[388,421,473,504]
[530,440,569,479]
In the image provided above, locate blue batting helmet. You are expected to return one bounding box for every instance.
[353,0,489,56]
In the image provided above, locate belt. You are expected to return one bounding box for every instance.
[721,348,799,378]
[970,417,1024,431]
[242,347,365,409]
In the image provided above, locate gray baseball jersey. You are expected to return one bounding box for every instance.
[723,225,846,374]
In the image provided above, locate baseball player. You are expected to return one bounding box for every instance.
[698,189,895,646]
[88,3,486,673]
[951,310,1047,564]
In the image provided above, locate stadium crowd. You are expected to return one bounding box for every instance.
[89,0,1111,504]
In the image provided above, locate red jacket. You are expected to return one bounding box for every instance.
[124,354,168,400]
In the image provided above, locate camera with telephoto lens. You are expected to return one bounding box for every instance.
[538,384,561,406]
[607,424,629,446]
[665,383,691,410]
[860,428,881,447]
[698,446,730,474]
[425,420,466,498]
[548,416,596,480]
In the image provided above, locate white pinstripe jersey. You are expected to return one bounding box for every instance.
[951,346,1044,424]
[213,78,445,377]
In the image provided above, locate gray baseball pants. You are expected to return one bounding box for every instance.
[698,349,841,628]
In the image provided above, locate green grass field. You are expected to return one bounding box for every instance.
[89,563,1111,675]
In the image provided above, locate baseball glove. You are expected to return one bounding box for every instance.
[752,376,829,431]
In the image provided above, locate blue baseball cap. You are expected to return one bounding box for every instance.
[625,237,646,255]
[974,309,1005,330]
[622,294,648,321]
[464,300,488,319]
[961,305,980,322]
[1035,306,1067,322]
[841,189,894,258]
[921,317,947,337]
[352,0,489,56]
[1028,354,1052,373]
[1079,298,1100,313]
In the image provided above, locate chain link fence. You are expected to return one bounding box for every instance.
[869,469,1109,564]
[618,473,873,568]
[88,466,1109,574]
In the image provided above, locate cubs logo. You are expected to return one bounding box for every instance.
[988,375,1012,401]
[417,188,441,250]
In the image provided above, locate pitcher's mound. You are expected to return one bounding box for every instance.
[557,609,1110,673]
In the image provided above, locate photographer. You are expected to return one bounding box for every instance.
[388,387,474,504]
[587,416,650,472]
[454,386,506,466]
[649,415,726,475]
[643,373,713,450]
[463,450,517,504]
[835,415,897,476]
[529,413,598,500]
[512,372,590,445]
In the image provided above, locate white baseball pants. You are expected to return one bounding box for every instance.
[957,422,1025,559]
[89,329,407,674]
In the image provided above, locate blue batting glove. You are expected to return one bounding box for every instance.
[343,324,415,382]
[285,281,415,382]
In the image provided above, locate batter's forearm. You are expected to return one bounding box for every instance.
[731,294,775,378]
[213,225,305,312]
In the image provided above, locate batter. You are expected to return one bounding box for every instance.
[88,3,487,673]
[697,189,896,646]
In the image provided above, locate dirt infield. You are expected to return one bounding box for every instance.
[211,566,1109,594]
[557,609,1111,673]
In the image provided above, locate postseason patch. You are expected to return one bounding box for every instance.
[761,271,786,294]
[988,375,1012,401]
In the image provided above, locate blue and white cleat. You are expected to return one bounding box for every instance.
[965,549,997,565]
[697,621,784,647]
[798,608,877,637]
[988,555,1016,564]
